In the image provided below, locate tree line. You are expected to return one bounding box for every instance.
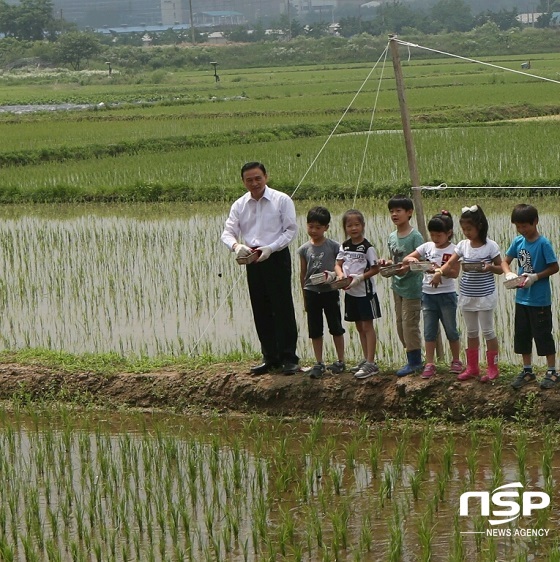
[1,0,560,72]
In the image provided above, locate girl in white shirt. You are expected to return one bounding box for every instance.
[438,205,502,382]
[403,211,461,379]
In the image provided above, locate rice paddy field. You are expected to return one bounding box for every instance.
[1,45,560,561]
[0,49,559,201]
[0,199,558,366]
[1,406,560,562]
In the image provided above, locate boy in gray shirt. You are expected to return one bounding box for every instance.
[298,207,346,379]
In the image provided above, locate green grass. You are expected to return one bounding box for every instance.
[0,51,558,202]
[1,122,559,203]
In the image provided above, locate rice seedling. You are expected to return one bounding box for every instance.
[417,504,435,562]
[516,430,529,486]
[0,198,559,361]
[442,435,455,481]
[387,502,403,562]
[488,418,504,490]
[449,511,465,562]
[409,470,423,502]
[466,427,479,487]
[0,407,559,560]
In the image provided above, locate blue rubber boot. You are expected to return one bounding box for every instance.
[396,350,423,377]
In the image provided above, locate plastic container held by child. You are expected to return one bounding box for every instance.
[330,277,352,290]
[462,262,485,272]
[380,264,403,278]
[503,276,525,289]
[310,271,337,285]
[410,261,434,272]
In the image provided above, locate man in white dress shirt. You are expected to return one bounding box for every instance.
[221,162,299,375]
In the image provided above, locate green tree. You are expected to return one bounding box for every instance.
[372,1,419,35]
[55,31,102,70]
[226,26,252,42]
[474,9,521,31]
[0,0,57,40]
[431,0,474,32]
[338,16,362,37]
[304,21,330,38]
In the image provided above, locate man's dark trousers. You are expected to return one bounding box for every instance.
[246,247,298,366]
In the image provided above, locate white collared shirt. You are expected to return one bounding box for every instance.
[221,186,297,253]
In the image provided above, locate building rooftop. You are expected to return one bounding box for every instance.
[94,24,191,34]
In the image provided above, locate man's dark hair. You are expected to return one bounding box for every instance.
[388,195,414,212]
[511,204,538,224]
[241,161,266,178]
[307,206,331,226]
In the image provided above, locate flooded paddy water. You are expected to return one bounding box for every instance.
[0,198,558,365]
[0,198,559,559]
[0,406,558,561]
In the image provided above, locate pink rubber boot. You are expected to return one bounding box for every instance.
[457,348,480,380]
[481,350,499,382]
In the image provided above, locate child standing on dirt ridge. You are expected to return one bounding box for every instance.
[298,206,346,379]
[437,205,503,382]
[383,195,424,376]
[403,210,462,380]
[335,209,381,380]
[502,203,559,390]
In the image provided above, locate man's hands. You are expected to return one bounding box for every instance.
[256,246,272,262]
[505,272,518,281]
[234,244,252,258]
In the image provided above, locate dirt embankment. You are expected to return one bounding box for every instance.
[1,362,558,422]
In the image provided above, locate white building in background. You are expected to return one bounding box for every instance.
[161,0,182,25]
[516,12,543,25]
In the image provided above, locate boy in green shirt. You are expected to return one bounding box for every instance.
[385,195,424,376]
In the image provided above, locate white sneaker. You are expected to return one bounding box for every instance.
[350,359,367,373]
[354,362,379,379]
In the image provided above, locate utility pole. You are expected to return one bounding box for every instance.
[388,35,427,239]
[188,0,196,44]
[389,34,443,359]
[287,0,292,41]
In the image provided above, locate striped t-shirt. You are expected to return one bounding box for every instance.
[455,239,501,297]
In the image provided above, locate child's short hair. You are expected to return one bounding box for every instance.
[388,195,414,212]
[428,210,453,237]
[307,206,331,226]
[460,204,489,244]
[511,204,538,224]
[342,209,365,229]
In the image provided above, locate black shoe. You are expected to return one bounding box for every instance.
[282,362,299,375]
[309,363,326,379]
[250,362,280,375]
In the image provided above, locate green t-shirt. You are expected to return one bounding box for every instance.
[387,228,424,299]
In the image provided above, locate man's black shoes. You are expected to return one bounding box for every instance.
[282,363,299,375]
[250,362,280,375]
[250,362,299,375]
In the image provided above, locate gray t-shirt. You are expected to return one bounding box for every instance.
[298,238,340,293]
